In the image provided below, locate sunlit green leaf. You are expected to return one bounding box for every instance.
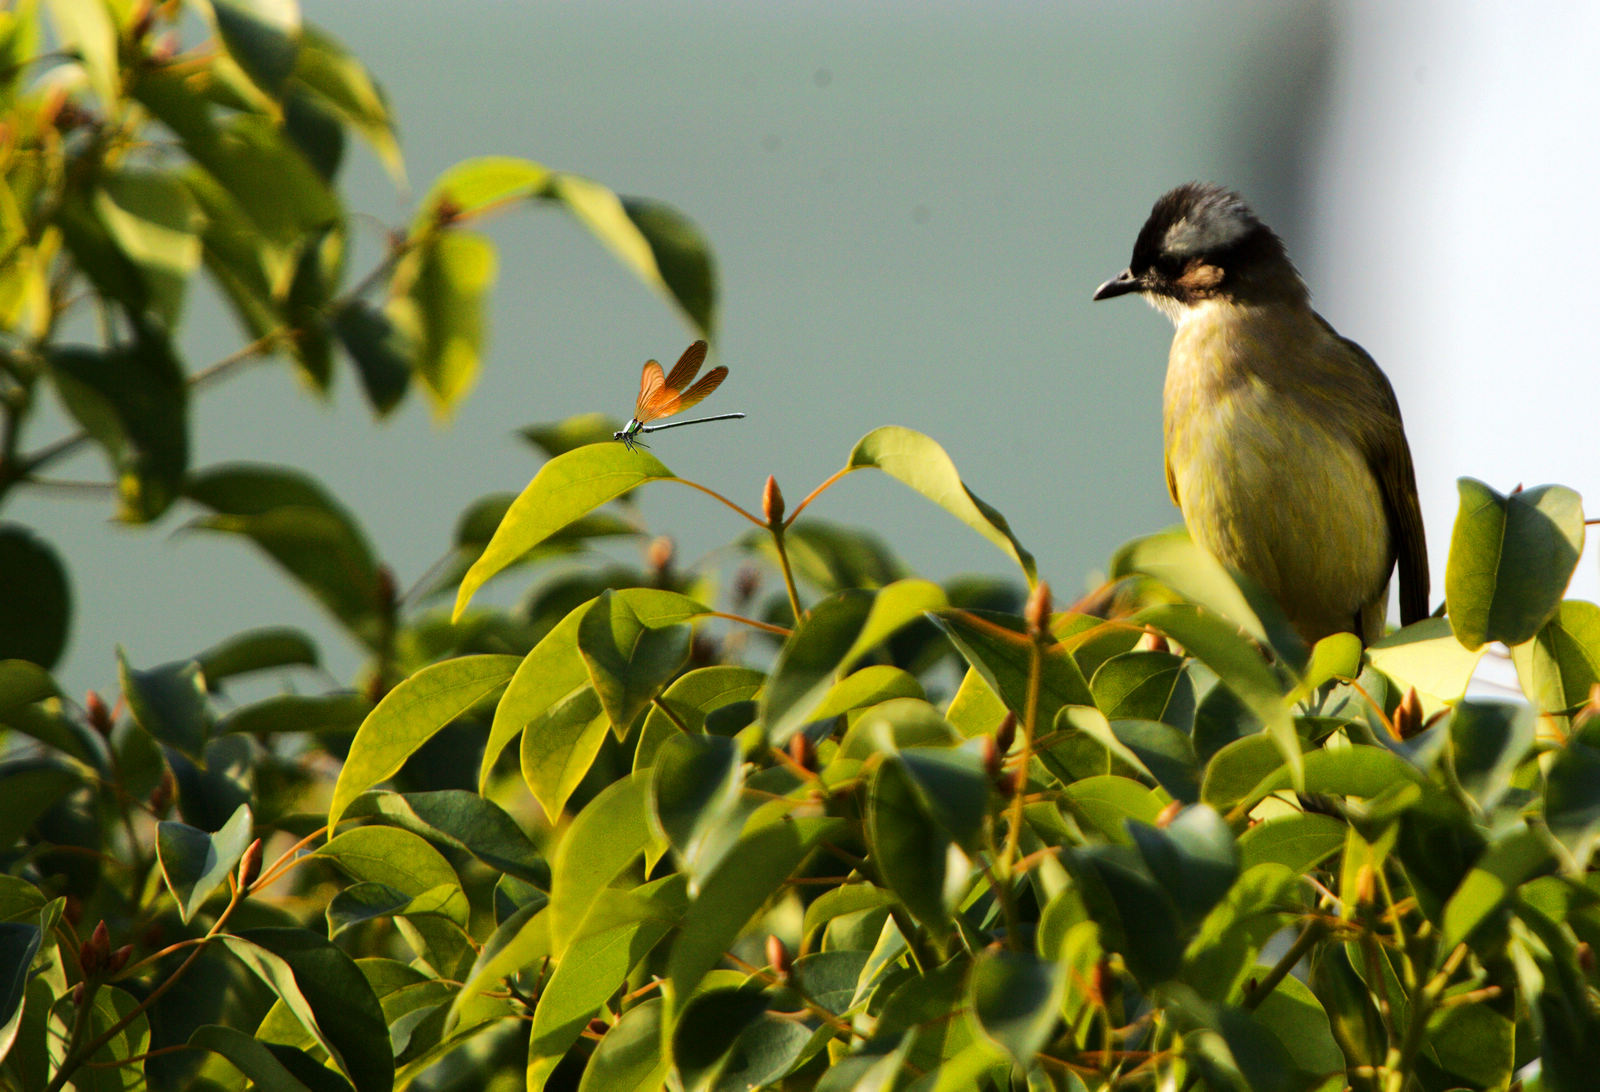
[577,590,692,734]
[847,427,1035,583]
[391,229,495,414]
[329,655,519,828]
[1447,478,1584,651]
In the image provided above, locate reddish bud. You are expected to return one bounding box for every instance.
[1024,581,1052,637]
[81,921,110,977]
[762,475,785,525]
[978,736,1000,782]
[1580,942,1596,976]
[1394,686,1425,740]
[85,690,113,736]
[766,935,792,981]
[788,732,814,773]
[647,536,674,575]
[994,712,1016,757]
[148,767,176,816]
[375,564,398,612]
[71,982,86,1007]
[107,945,133,976]
[1155,800,1182,828]
[238,838,263,891]
[1090,958,1113,1007]
[64,896,83,926]
[1135,630,1169,654]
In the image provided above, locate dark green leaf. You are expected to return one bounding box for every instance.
[0,528,70,670]
[577,590,692,735]
[1544,739,1600,870]
[218,691,371,736]
[1072,847,1184,987]
[672,987,769,1092]
[1127,805,1238,926]
[0,760,81,849]
[1446,478,1584,650]
[333,301,412,416]
[650,733,743,877]
[619,196,716,335]
[190,1023,356,1092]
[187,464,386,647]
[328,654,519,828]
[49,335,188,522]
[195,626,319,682]
[577,997,668,1092]
[156,802,253,923]
[0,920,40,1063]
[119,651,212,760]
[867,757,953,933]
[968,949,1064,1064]
[1446,700,1535,814]
[317,825,467,927]
[343,789,545,885]
[1514,600,1600,728]
[930,608,1093,729]
[93,169,203,329]
[1237,813,1345,874]
[211,0,302,97]
[225,928,393,1092]
[1441,823,1555,946]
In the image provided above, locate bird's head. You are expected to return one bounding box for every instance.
[1092,182,1306,321]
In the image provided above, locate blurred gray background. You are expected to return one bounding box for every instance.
[17,1,1599,696]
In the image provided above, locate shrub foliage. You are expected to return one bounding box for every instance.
[1,4,1597,1091]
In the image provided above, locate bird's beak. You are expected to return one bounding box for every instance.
[1092,268,1140,301]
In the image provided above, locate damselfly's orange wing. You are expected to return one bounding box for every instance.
[635,340,722,423]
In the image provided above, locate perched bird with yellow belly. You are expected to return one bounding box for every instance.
[1093,182,1428,645]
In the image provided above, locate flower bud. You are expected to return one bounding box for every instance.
[1579,942,1595,976]
[978,736,1000,782]
[1155,800,1182,828]
[733,565,761,607]
[647,535,674,575]
[107,945,133,976]
[1394,686,1424,740]
[1135,630,1169,654]
[994,713,1015,757]
[788,732,814,774]
[81,920,110,977]
[85,690,113,736]
[762,475,785,526]
[238,838,263,891]
[148,767,176,816]
[1024,582,1052,637]
[766,935,792,981]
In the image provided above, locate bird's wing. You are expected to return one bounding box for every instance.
[1331,328,1431,626]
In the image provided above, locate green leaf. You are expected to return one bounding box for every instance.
[1446,700,1535,814]
[1543,739,1600,870]
[527,879,685,1087]
[763,581,946,745]
[1113,530,1305,670]
[318,825,468,927]
[1514,601,1600,726]
[211,0,302,99]
[1237,813,1345,873]
[930,608,1093,729]
[635,666,767,771]
[44,0,116,105]
[1126,805,1238,926]
[1181,864,1301,1002]
[1091,650,1194,728]
[1073,847,1184,987]
[66,985,152,1092]
[1250,974,1345,1084]
[1441,823,1555,946]
[867,757,955,933]
[94,170,203,329]
[195,626,319,683]
[813,665,925,721]
[446,902,549,1031]
[671,987,771,1092]
[1447,478,1585,650]
[50,336,188,522]
[0,528,68,671]
[666,819,816,1004]
[548,773,654,955]
[332,301,412,416]
[0,760,81,849]
[292,25,402,182]
[1059,775,1166,844]
[619,196,717,336]
[577,590,692,734]
[189,1024,354,1092]
[1204,737,1425,815]
[577,997,669,1092]
[0,920,40,1064]
[453,445,676,619]
[156,803,253,924]
[896,746,990,851]
[186,464,385,647]
[1137,602,1299,785]
[519,686,608,821]
[223,928,393,1092]
[650,733,743,878]
[968,949,1065,1064]
[416,156,550,226]
[390,229,495,414]
[1368,616,1486,702]
[217,691,371,736]
[542,173,716,335]
[119,651,212,760]
[328,655,519,828]
[801,884,897,943]
[846,426,1036,583]
[341,789,545,885]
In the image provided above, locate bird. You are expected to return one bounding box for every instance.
[1092,182,1428,645]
